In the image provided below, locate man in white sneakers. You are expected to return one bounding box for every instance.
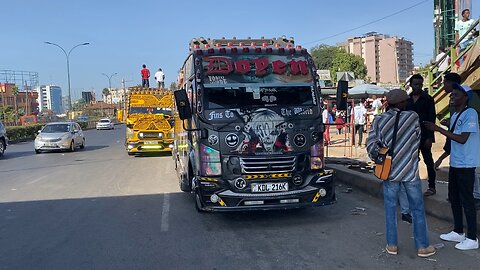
[425,83,479,250]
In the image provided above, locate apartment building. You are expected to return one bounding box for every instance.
[344,32,414,84]
[37,85,63,114]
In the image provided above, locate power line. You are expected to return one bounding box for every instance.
[302,0,430,46]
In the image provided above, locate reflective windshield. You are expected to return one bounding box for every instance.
[205,86,314,110]
[129,107,173,115]
[99,119,111,123]
[42,124,70,133]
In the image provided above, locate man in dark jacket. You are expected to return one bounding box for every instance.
[406,74,437,196]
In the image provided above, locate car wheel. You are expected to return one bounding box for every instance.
[69,141,75,152]
[35,149,41,154]
[0,139,5,157]
[80,139,85,149]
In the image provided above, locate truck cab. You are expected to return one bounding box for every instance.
[173,37,335,211]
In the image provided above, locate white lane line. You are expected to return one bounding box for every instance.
[160,193,170,232]
[26,175,49,185]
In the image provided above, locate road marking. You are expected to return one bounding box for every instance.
[26,175,49,185]
[161,193,170,232]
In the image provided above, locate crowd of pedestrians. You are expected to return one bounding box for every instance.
[366,72,480,257]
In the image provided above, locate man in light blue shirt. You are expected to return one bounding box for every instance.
[425,84,479,250]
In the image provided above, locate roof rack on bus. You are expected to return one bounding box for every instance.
[189,36,296,51]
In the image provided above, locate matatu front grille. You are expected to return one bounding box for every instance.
[239,156,296,174]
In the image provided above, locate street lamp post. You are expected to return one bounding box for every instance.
[44,41,90,118]
[101,73,117,117]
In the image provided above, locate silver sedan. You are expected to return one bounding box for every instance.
[34,122,85,153]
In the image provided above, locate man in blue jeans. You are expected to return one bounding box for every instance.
[367,89,435,257]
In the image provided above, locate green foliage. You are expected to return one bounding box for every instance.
[102,88,110,97]
[170,82,177,90]
[310,44,340,70]
[310,45,367,82]
[331,50,367,81]
[6,124,43,142]
[78,121,88,130]
[0,106,16,123]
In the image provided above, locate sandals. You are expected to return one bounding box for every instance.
[424,188,436,196]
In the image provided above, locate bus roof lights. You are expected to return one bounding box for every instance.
[296,45,302,50]
[204,44,210,48]
[194,44,200,49]
[286,44,292,49]
[239,42,245,47]
[215,43,221,47]
[251,42,257,46]
[262,43,268,47]
[274,43,281,48]
[227,42,234,47]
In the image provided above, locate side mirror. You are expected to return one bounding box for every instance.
[37,130,41,134]
[174,89,192,120]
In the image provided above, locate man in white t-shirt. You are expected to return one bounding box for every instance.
[455,9,477,53]
[434,47,450,87]
[371,95,383,116]
[353,99,367,147]
[425,84,480,250]
[154,68,165,88]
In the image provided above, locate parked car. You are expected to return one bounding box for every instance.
[96,118,114,130]
[34,122,85,153]
[0,121,8,157]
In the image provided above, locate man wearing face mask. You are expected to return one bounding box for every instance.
[406,74,437,196]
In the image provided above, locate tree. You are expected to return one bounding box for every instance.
[11,85,19,125]
[310,45,367,82]
[170,82,177,91]
[310,44,340,70]
[102,88,110,102]
[331,50,367,81]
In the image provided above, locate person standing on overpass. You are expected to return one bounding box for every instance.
[141,64,150,87]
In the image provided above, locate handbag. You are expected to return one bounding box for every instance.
[374,111,400,181]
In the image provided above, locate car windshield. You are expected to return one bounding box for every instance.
[42,124,70,133]
[99,119,110,123]
[205,86,314,110]
[129,107,173,115]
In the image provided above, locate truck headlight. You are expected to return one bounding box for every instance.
[158,132,164,138]
[200,144,221,176]
[310,141,324,170]
[138,132,144,138]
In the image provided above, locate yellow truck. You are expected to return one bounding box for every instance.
[125,87,174,155]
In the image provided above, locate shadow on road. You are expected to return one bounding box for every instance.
[1,150,36,160]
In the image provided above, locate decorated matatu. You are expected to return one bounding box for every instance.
[125,87,175,155]
[173,37,335,211]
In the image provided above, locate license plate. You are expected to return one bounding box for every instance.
[44,142,55,147]
[144,141,157,145]
[251,182,288,193]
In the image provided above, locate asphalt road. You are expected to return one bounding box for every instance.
[0,125,479,270]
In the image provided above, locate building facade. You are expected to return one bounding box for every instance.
[37,85,63,114]
[1,82,39,115]
[105,88,126,104]
[344,32,414,84]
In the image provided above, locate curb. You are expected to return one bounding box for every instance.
[329,163,480,230]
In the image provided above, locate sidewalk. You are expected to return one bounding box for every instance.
[325,129,480,231]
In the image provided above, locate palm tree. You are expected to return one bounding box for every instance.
[12,85,19,125]
[102,88,110,102]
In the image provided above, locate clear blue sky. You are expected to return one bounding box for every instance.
[1,0,477,100]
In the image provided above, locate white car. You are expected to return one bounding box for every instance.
[96,118,114,130]
[34,122,85,153]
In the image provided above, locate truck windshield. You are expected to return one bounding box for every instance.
[129,107,173,115]
[205,86,314,110]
